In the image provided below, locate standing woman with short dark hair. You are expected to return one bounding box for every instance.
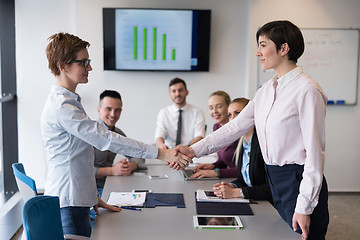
[175,20,329,239]
[42,32,190,237]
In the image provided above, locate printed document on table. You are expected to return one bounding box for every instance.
[107,192,147,207]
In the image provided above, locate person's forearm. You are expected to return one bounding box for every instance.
[156,137,165,146]
[96,167,113,178]
[189,136,203,146]
[232,188,243,198]
[156,148,168,162]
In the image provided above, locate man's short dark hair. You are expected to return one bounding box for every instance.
[256,20,304,63]
[99,90,122,102]
[169,77,187,90]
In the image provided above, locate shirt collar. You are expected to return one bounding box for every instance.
[52,85,81,102]
[242,135,253,149]
[171,103,188,112]
[273,66,303,89]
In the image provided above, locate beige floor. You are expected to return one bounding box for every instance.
[326,192,360,240]
[12,192,360,240]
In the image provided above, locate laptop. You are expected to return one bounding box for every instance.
[180,169,220,181]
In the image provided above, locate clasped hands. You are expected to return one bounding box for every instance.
[158,145,196,170]
[112,159,138,176]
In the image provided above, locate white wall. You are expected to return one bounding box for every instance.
[15,0,360,191]
[15,0,250,188]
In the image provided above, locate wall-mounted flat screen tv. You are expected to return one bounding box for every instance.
[103,8,211,71]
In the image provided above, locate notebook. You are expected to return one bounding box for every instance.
[180,169,220,181]
[195,201,253,215]
[144,193,185,208]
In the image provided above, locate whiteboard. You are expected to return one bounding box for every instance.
[257,28,360,105]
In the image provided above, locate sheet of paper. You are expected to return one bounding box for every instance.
[107,192,147,207]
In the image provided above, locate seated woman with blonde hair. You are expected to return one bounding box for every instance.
[191,91,238,178]
[213,98,272,203]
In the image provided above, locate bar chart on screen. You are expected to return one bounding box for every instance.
[132,26,176,61]
[115,9,193,70]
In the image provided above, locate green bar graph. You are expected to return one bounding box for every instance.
[143,28,147,60]
[162,34,166,60]
[133,27,137,60]
[171,49,176,60]
[153,27,157,60]
[132,26,176,62]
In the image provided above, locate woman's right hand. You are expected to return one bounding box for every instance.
[213,181,238,199]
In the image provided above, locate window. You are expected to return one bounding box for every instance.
[0,79,3,196]
[0,0,18,207]
[0,6,3,203]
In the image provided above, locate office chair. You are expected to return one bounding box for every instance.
[12,163,38,203]
[22,195,64,240]
[13,163,89,240]
[22,195,90,240]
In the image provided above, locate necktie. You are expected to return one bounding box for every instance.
[176,109,183,146]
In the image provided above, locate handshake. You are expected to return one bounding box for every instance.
[157,145,196,171]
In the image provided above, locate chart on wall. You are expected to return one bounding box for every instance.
[257,28,360,105]
[115,9,193,70]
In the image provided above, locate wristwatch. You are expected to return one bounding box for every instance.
[214,168,220,176]
[239,188,244,198]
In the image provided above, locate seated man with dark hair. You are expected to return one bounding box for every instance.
[95,90,147,194]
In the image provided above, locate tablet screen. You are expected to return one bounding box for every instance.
[204,191,216,197]
[193,215,243,229]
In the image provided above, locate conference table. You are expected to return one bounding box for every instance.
[90,163,301,240]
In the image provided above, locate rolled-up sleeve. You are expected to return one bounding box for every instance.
[154,109,167,140]
[58,101,158,160]
[193,109,206,138]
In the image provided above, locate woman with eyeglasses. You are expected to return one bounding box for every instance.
[41,32,190,237]
[174,20,329,239]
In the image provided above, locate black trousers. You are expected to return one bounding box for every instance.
[265,164,329,240]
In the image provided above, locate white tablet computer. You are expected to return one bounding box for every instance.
[193,215,243,229]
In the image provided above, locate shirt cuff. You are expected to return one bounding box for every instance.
[230,182,238,188]
[295,194,318,215]
[146,145,159,159]
[191,141,207,158]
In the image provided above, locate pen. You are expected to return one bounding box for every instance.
[114,205,142,211]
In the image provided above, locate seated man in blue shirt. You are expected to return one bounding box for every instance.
[94,90,147,194]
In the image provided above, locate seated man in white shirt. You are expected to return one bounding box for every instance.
[95,90,147,194]
[155,78,206,149]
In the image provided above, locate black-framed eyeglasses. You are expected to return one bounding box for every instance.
[70,59,91,68]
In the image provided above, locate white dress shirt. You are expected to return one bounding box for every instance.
[155,103,205,148]
[192,67,327,215]
[41,85,158,208]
